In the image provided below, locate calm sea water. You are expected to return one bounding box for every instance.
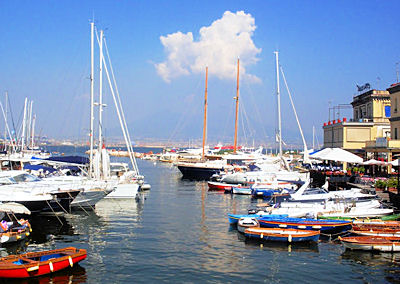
[1,146,400,283]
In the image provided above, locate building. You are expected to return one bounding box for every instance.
[323,89,391,151]
[389,83,400,139]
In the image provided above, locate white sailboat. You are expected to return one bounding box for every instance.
[87,23,144,198]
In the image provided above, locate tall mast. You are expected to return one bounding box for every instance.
[28,101,33,148]
[202,66,208,160]
[312,126,315,150]
[98,29,104,152]
[233,58,240,154]
[21,97,27,153]
[89,22,95,177]
[31,114,36,148]
[274,51,282,158]
[3,92,7,150]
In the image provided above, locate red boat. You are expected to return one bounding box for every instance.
[0,247,86,278]
[207,181,240,191]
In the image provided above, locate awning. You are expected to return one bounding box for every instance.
[310,148,363,164]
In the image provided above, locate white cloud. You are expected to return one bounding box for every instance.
[155,11,262,83]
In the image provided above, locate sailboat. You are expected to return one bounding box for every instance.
[177,60,259,180]
[217,52,309,187]
[87,23,145,198]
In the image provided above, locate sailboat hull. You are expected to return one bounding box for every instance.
[177,165,222,180]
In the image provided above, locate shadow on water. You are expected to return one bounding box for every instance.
[0,264,87,284]
[29,214,75,245]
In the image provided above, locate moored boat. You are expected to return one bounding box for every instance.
[208,181,238,191]
[228,213,288,225]
[232,186,252,195]
[339,236,400,252]
[258,217,352,234]
[244,227,320,243]
[237,217,259,233]
[0,219,31,244]
[0,247,87,278]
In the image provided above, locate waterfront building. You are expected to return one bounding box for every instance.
[323,89,391,151]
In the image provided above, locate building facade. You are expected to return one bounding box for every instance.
[323,89,391,150]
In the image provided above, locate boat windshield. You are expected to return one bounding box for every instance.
[302,188,328,195]
[0,177,17,185]
[13,174,41,183]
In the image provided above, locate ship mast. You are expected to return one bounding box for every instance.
[202,67,208,160]
[274,51,283,158]
[89,22,95,177]
[233,58,240,154]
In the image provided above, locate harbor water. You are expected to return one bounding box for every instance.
[2,147,400,283]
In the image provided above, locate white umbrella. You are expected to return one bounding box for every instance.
[362,159,388,166]
[0,202,31,215]
[310,148,362,164]
[391,159,400,167]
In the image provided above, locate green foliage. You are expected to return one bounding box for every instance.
[375,179,387,189]
[387,178,398,188]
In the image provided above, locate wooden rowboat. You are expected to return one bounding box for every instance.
[339,236,400,252]
[0,247,86,278]
[259,217,352,234]
[244,227,320,243]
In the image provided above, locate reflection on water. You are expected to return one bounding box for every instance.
[2,156,400,282]
[0,264,87,284]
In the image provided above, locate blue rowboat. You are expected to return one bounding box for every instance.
[228,213,288,225]
[258,217,352,234]
[244,227,320,243]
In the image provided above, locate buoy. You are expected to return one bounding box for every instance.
[26,232,30,236]
[49,261,54,272]
[68,256,73,267]
[16,235,21,239]
[288,234,292,243]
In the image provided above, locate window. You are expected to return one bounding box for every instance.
[395,128,398,140]
[395,98,398,113]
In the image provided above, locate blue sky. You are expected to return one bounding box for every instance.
[0,1,399,147]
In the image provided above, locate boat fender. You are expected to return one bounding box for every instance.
[260,233,264,239]
[49,261,54,272]
[312,225,322,229]
[279,224,287,228]
[16,235,21,240]
[288,235,292,243]
[30,228,32,232]
[69,256,73,267]
[298,225,307,229]
[27,265,39,272]
[26,232,30,236]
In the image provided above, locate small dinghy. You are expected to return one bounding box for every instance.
[258,217,352,234]
[232,187,251,195]
[0,247,87,278]
[339,236,400,252]
[244,227,320,243]
[237,217,259,233]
